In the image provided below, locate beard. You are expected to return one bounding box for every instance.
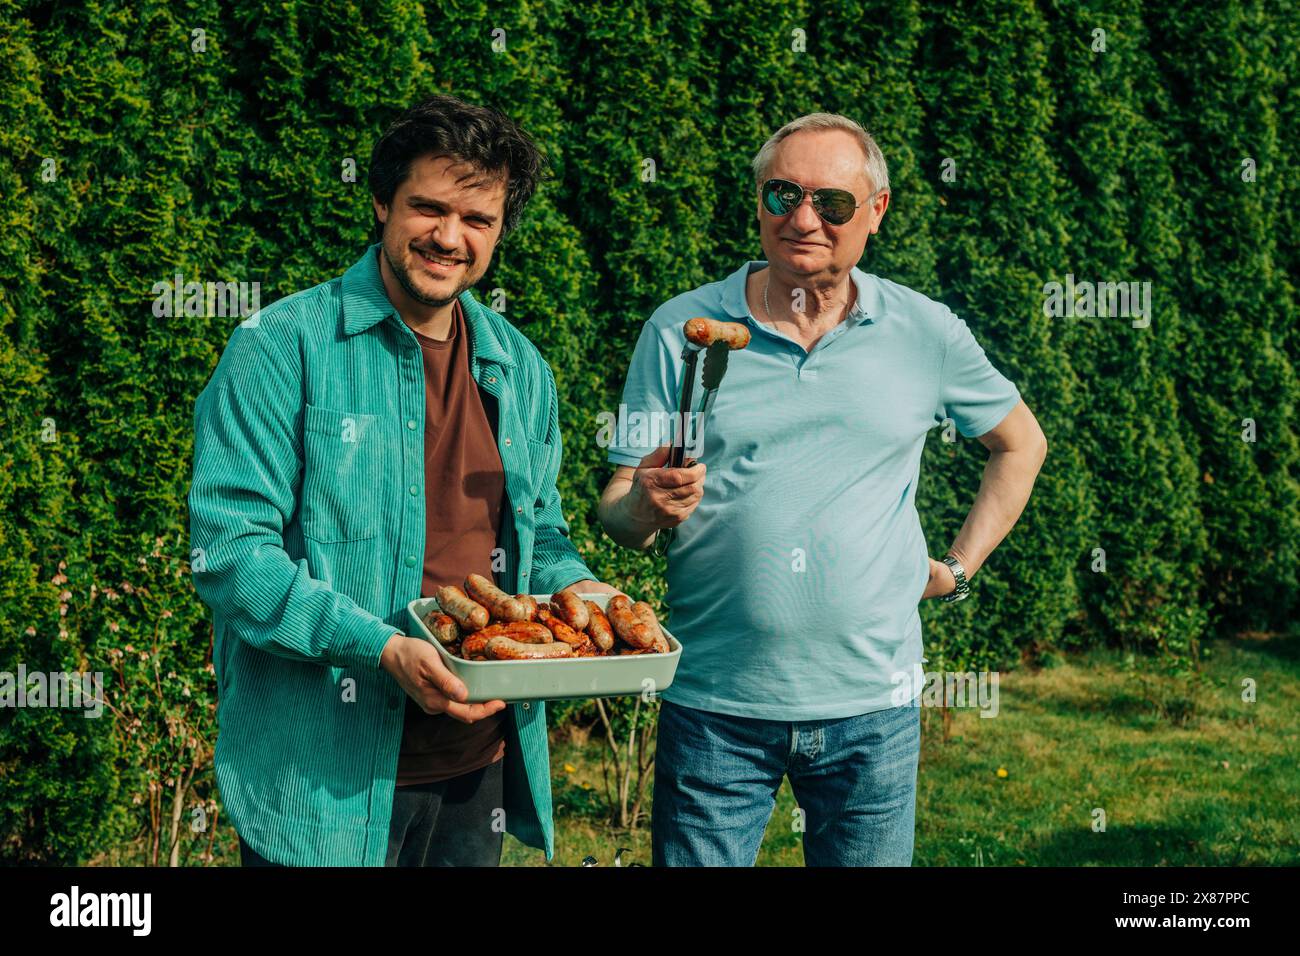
[383,240,475,308]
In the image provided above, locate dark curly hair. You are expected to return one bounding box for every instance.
[367,94,547,241]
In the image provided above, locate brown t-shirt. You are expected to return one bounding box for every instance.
[396,300,508,787]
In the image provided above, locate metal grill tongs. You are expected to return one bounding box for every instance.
[651,318,751,556]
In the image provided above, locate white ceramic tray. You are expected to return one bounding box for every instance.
[406,593,681,703]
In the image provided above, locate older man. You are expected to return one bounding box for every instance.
[598,113,1047,866]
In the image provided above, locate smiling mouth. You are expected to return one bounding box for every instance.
[414,247,467,269]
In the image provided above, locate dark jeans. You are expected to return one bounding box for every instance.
[238,758,505,867]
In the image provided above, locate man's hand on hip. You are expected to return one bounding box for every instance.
[921,558,959,600]
[379,634,506,723]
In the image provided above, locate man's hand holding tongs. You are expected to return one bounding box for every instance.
[627,443,707,531]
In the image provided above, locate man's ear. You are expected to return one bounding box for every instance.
[372,195,389,225]
[869,191,890,235]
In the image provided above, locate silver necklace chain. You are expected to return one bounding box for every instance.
[763,277,851,327]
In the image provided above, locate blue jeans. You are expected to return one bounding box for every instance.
[652,698,920,866]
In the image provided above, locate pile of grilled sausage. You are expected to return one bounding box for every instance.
[425,574,671,661]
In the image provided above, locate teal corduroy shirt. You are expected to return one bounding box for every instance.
[187,243,594,865]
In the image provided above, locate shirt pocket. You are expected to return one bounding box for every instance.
[301,403,382,542]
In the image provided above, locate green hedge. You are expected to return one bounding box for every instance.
[1,0,1295,863]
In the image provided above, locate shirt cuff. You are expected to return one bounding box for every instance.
[529,557,596,597]
[606,450,644,467]
[328,607,401,672]
[962,390,1022,438]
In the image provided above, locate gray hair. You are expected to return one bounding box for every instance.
[751,112,890,197]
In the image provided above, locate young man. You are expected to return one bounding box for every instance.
[189,95,614,866]
[599,113,1048,866]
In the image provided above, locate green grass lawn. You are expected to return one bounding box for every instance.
[503,631,1300,866]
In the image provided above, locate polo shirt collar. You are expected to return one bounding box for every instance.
[720,259,880,326]
[341,242,514,367]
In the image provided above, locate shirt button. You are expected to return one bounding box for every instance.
[516,506,523,514]
[406,420,417,430]
[522,702,530,710]
[487,376,497,384]
[404,555,417,568]
[409,484,419,496]
[504,437,512,446]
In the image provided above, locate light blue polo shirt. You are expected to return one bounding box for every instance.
[606,260,1021,721]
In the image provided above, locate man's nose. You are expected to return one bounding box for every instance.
[430,218,464,254]
[789,192,823,232]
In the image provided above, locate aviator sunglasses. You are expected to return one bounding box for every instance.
[760,177,874,226]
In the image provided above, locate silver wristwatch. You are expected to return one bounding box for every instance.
[940,554,970,603]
